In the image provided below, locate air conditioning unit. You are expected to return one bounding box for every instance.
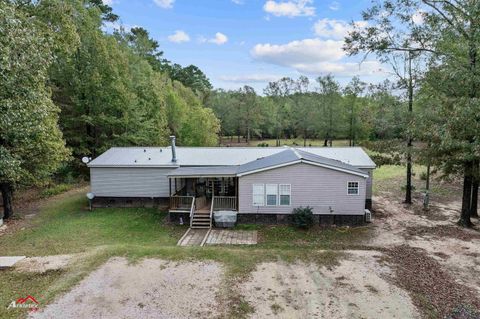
[364,209,372,223]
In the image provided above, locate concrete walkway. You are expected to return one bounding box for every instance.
[0,256,26,268]
[177,228,210,246]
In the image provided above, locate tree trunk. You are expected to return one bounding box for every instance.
[470,159,479,217]
[303,129,307,147]
[0,183,13,220]
[459,162,474,227]
[405,51,414,205]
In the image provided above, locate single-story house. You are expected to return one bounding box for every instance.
[87,137,376,227]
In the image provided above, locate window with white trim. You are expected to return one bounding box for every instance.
[252,184,265,206]
[279,184,291,206]
[266,184,278,206]
[347,181,359,195]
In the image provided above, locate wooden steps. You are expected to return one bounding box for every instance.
[191,209,212,229]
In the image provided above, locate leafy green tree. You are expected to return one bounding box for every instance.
[344,77,366,147]
[0,2,69,219]
[316,75,342,146]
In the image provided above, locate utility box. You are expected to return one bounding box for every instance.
[214,211,237,228]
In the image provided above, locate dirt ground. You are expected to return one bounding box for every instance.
[240,251,418,319]
[30,258,224,319]
[371,195,480,295]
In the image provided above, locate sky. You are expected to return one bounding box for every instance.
[105,0,388,92]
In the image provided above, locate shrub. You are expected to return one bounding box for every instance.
[257,142,269,147]
[292,206,315,229]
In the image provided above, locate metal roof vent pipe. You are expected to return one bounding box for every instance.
[170,135,177,163]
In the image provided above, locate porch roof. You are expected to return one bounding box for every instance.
[167,166,238,178]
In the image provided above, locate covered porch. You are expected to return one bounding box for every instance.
[167,167,238,227]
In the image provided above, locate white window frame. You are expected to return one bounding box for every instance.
[265,184,278,206]
[252,184,265,206]
[279,184,291,206]
[347,181,359,195]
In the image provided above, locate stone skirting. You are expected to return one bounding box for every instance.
[237,213,365,226]
[92,197,169,209]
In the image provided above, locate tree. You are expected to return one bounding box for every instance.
[346,0,480,226]
[0,2,69,219]
[344,77,366,147]
[316,75,342,146]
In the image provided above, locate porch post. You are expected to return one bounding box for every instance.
[236,177,239,211]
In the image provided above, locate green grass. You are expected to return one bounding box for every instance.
[40,184,75,198]
[0,189,367,318]
[373,164,427,181]
[221,137,351,147]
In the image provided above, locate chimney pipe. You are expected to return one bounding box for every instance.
[170,135,177,163]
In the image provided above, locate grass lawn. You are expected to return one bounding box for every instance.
[0,189,371,318]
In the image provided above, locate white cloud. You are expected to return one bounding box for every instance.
[329,1,339,11]
[313,18,367,39]
[154,0,175,9]
[412,10,425,25]
[102,21,138,33]
[167,30,190,43]
[232,0,244,4]
[252,38,345,66]
[219,74,282,83]
[103,0,116,5]
[201,32,228,45]
[251,38,385,77]
[263,0,315,17]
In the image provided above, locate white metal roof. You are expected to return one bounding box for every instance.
[88,146,376,168]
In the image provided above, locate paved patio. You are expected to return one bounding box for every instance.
[205,229,257,245]
[177,229,258,246]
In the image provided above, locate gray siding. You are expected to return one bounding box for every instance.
[360,168,373,199]
[238,163,366,215]
[90,167,174,198]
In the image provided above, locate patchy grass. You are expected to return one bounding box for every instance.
[254,224,372,250]
[39,184,76,198]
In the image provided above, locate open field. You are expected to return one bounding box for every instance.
[0,162,479,319]
[220,137,351,147]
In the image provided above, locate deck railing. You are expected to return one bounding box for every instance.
[213,196,237,211]
[170,195,194,211]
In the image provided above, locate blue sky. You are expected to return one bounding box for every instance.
[105,0,387,92]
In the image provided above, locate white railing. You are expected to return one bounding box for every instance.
[213,196,237,211]
[170,195,194,211]
[209,194,215,228]
[189,197,196,227]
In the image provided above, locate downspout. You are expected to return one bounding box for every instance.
[170,136,177,163]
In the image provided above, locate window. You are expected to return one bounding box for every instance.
[279,184,291,206]
[266,184,278,206]
[348,181,359,195]
[252,184,265,206]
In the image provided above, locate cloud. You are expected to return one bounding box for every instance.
[263,0,315,17]
[252,38,345,65]
[200,32,228,45]
[102,21,138,33]
[167,30,190,43]
[219,74,282,83]
[232,0,244,4]
[328,1,339,11]
[313,18,367,39]
[153,0,175,9]
[251,38,385,77]
[102,0,116,5]
[412,9,425,25]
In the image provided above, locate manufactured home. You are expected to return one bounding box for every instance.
[87,137,376,226]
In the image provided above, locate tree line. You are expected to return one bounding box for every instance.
[0,0,219,219]
[207,76,406,147]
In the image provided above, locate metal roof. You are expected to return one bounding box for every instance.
[167,166,238,177]
[236,148,368,177]
[88,146,376,169]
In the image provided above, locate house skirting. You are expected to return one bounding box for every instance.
[92,197,169,209]
[237,213,365,226]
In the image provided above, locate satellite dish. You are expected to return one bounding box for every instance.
[86,192,95,200]
[82,157,90,164]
